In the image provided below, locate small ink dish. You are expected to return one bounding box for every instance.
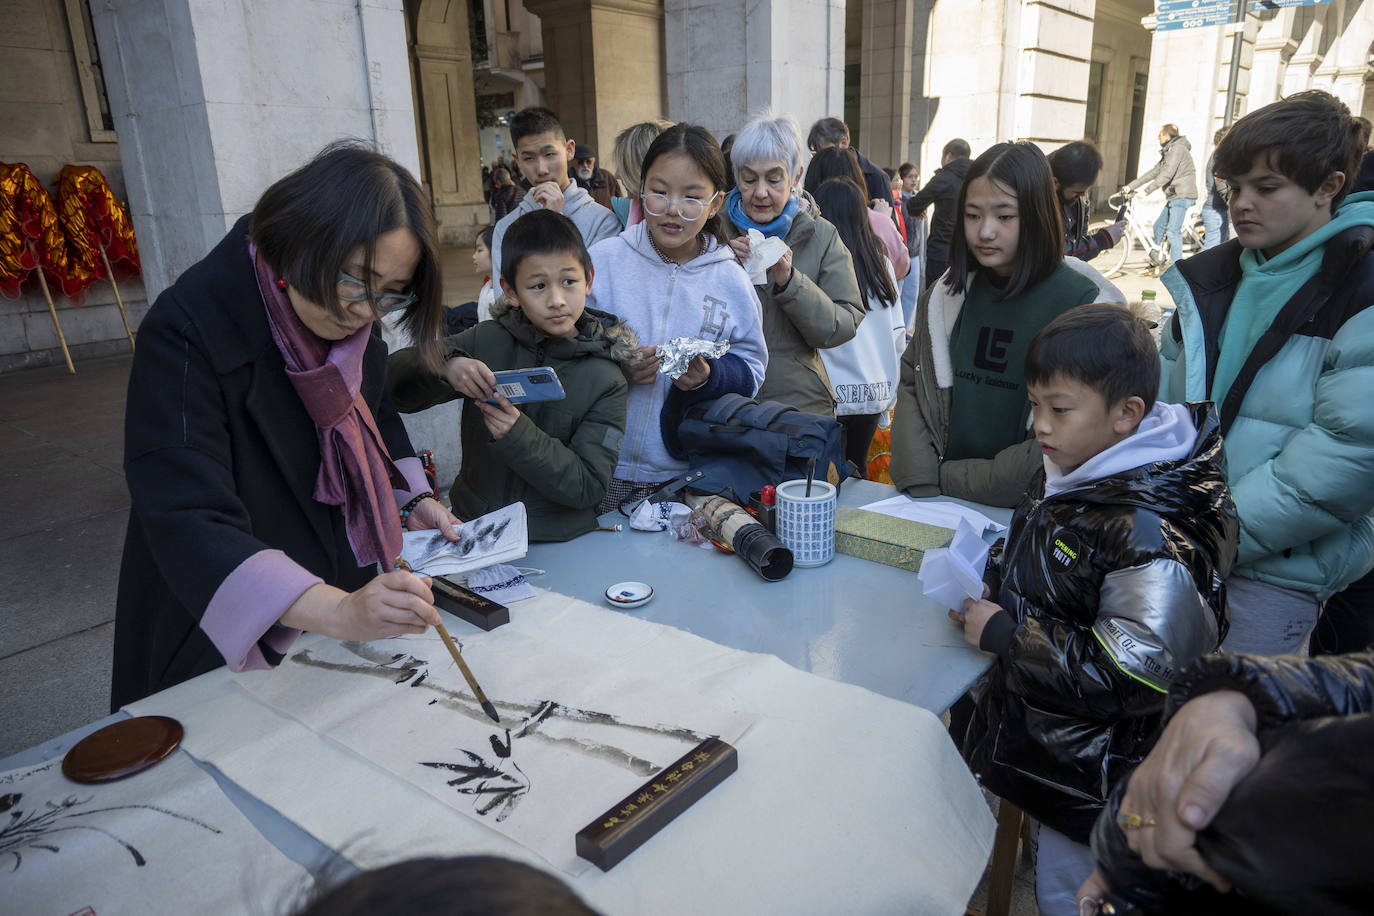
[604,581,653,610]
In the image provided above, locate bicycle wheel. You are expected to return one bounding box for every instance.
[1090,220,1131,278]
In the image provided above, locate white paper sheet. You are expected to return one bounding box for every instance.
[129,589,997,915]
[403,502,528,576]
[235,627,754,876]
[918,518,991,610]
[860,494,1008,534]
[0,751,308,916]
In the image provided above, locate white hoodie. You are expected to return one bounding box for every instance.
[1043,401,1197,497]
[588,222,769,483]
[819,258,905,416]
[490,183,621,282]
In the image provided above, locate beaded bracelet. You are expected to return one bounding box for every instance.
[399,493,430,524]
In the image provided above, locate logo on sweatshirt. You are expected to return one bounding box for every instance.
[973,326,1013,373]
[1049,529,1087,572]
[699,296,728,341]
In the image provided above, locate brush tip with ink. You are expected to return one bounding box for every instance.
[481,700,501,723]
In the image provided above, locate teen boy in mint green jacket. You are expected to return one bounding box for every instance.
[1159,90,1374,655]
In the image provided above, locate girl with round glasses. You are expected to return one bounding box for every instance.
[112,142,461,708]
[587,123,768,512]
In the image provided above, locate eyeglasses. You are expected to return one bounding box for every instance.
[337,271,417,314]
[640,192,718,221]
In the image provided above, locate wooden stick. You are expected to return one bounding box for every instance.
[395,555,500,722]
[97,244,135,352]
[29,242,75,374]
[434,620,500,723]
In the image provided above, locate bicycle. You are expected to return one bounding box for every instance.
[1092,189,1205,278]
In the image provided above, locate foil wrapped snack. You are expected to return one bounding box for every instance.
[656,337,731,379]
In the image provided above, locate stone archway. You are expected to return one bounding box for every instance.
[407,0,489,244]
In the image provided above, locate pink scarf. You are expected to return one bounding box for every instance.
[252,247,406,568]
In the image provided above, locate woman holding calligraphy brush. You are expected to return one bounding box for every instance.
[112,142,461,709]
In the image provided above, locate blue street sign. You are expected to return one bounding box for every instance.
[1155,0,1332,31]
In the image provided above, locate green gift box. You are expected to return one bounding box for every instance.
[834,507,954,572]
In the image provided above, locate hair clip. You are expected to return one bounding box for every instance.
[276,278,289,290]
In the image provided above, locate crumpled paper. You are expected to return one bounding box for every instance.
[464,563,537,603]
[740,227,791,285]
[917,518,990,610]
[657,337,731,379]
[630,499,688,531]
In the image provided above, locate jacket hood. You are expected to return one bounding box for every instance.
[617,221,741,271]
[489,295,640,365]
[1162,136,1191,153]
[1045,401,1197,497]
[1063,401,1235,556]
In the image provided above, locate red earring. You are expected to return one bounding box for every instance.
[276,278,288,290]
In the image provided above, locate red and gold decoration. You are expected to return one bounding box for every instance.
[1,162,141,373]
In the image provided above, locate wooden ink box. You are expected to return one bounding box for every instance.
[575,736,737,871]
[431,576,510,631]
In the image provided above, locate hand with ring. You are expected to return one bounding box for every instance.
[1113,689,1260,891]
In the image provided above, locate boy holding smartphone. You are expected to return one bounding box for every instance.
[388,210,636,541]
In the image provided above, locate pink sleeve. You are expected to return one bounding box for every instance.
[870,210,911,280]
[393,455,432,506]
[200,550,319,671]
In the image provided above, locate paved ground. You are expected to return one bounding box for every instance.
[0,240,1066,912]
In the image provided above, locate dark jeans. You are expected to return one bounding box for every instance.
[838,413,881,477]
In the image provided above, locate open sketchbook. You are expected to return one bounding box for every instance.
[402,503,528,577]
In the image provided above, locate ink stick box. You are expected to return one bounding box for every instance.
[833,507,954,572]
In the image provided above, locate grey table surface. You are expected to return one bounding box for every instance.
[1,479,1010,886]
[525,478,1010,715]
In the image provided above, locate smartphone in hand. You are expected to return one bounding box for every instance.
[487,367,566,404]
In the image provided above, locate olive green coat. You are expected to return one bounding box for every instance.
[387,300,636,541]
[728,202,864,415]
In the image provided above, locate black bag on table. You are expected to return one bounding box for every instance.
[673,393,857,501]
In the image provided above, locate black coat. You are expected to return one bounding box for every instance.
[1092,650,1374,915]
[962,402,1237,843]
[907,157,971,264]
[111,217,415,710]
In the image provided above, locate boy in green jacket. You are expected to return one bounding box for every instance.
[388,210,636,541]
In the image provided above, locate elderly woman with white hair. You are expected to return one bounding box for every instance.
[725,111,863,416]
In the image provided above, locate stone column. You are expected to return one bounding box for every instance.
[1249,10,1300,111]
[665,0,845,144]
[859,0,916,170]
[910,0,1095,177]
[524,0,665,153]
[90,0,421,303]
[412,0,490,245]
[91,0,461,486]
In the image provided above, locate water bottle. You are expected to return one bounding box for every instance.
[1134,289,1163,344]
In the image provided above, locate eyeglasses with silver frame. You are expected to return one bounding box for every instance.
[336,271,417,314]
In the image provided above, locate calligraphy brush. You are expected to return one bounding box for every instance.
[395,556,501,723]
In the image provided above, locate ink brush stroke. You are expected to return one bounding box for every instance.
[395,556,501,723]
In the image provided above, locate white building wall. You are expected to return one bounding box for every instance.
[665,0,845,143]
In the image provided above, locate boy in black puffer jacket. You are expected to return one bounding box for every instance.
[949,304,1238,916]
[388,210,635,541]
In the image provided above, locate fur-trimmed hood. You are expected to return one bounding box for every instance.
[489,294,640,366]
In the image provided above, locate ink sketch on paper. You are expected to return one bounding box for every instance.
[237,629,753,874]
